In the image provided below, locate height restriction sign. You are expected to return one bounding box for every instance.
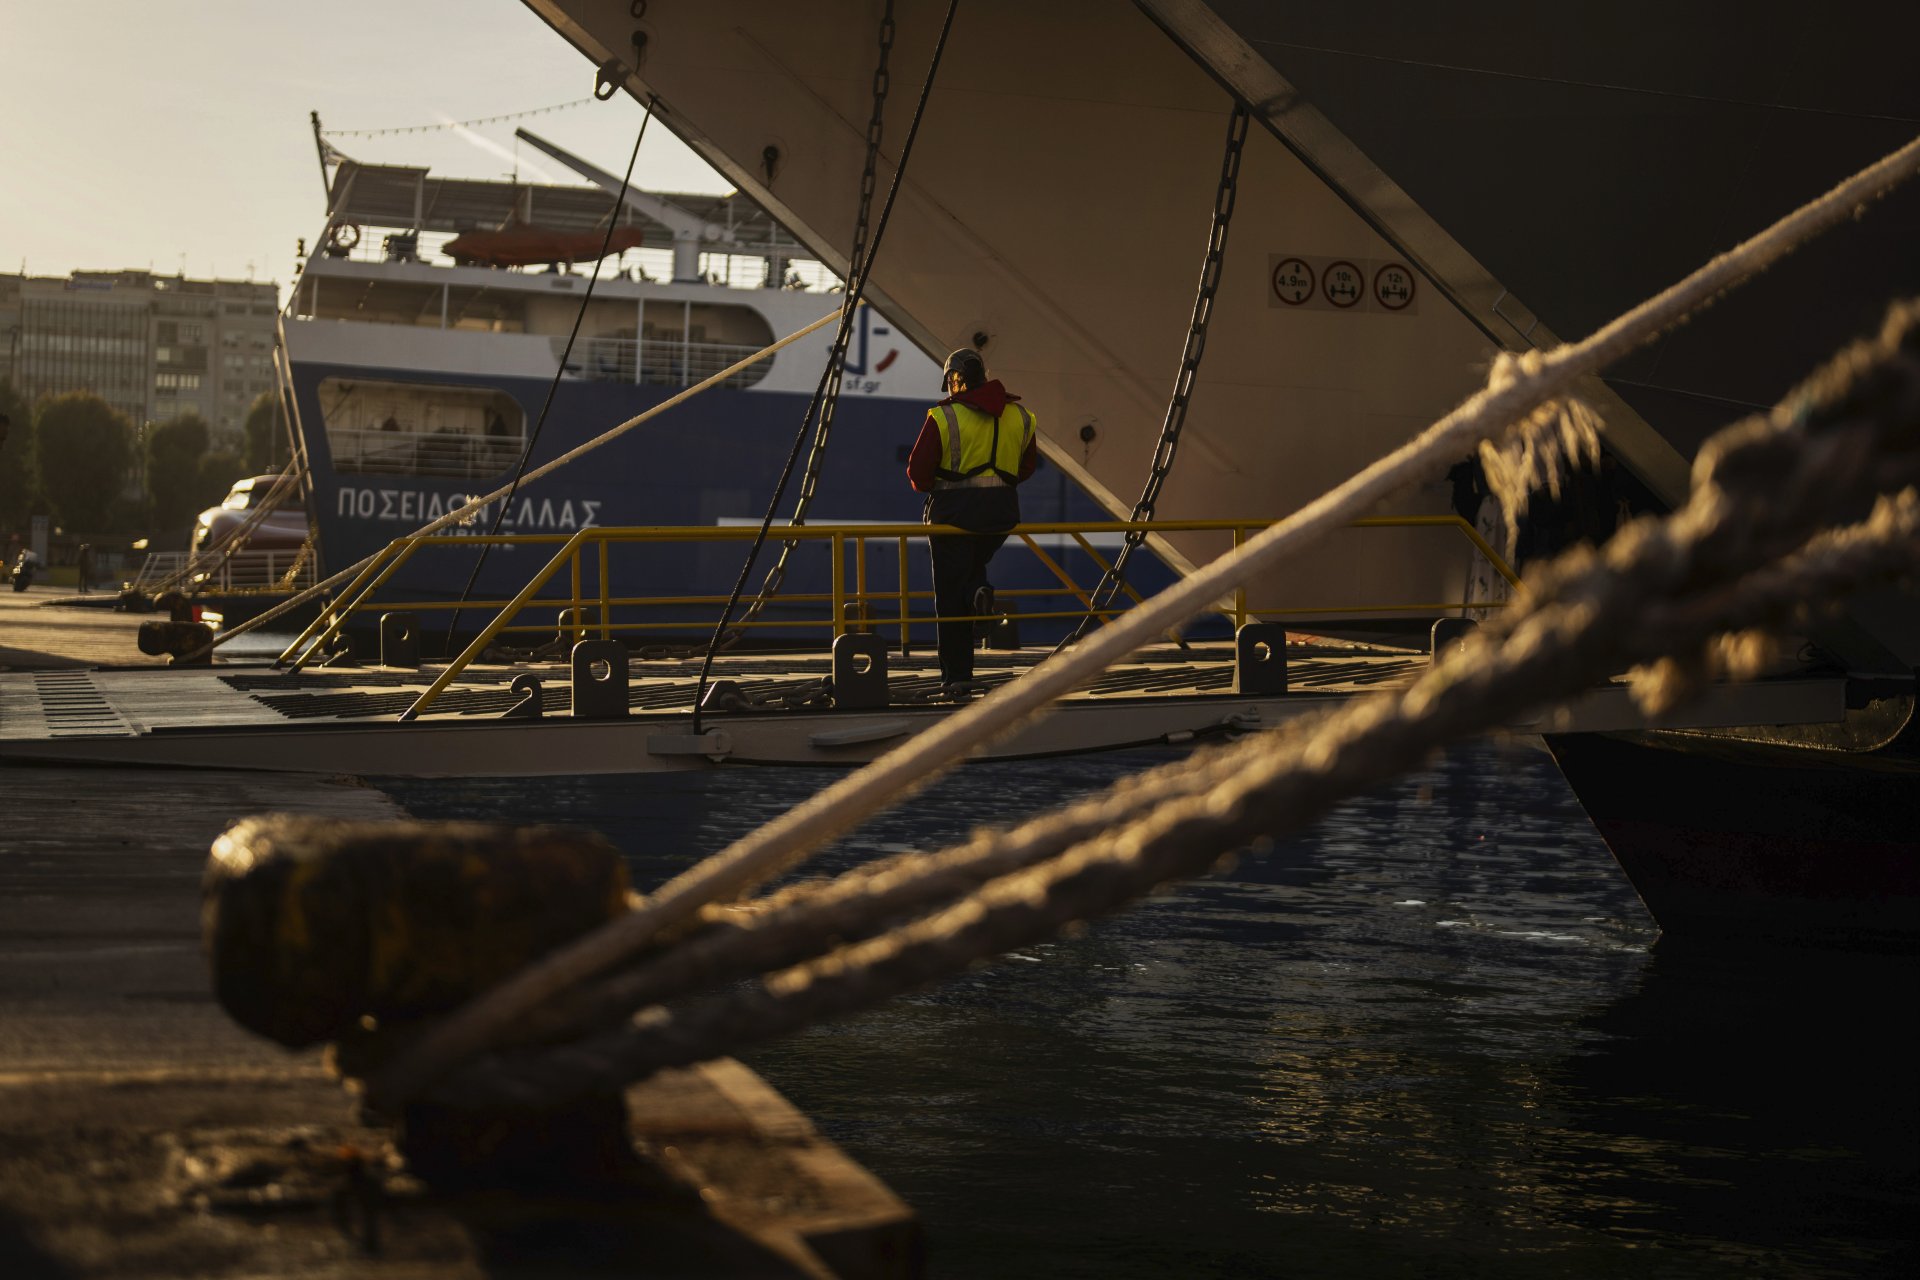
[1270,257,1314,305]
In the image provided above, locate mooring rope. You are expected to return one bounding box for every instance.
[363,132,1920,1110]
[408,298,1920,1108]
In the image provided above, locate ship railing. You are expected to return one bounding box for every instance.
[127,552,189,591]
[572,336,772,390]
[328,427,527,482]
[275,516,1520,718]
[184,547,319,594]
[131,548,317,595]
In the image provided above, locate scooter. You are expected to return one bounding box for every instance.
[10,549,38,592]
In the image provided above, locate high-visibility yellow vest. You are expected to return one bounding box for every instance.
[930,400,1036,487]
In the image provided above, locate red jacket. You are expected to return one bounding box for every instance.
[906,380,1040,494]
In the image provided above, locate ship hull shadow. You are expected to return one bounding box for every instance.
[1546,701,1920,950]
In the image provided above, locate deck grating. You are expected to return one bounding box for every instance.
[35,673,133,737]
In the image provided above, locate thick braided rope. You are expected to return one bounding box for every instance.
[369,132,1920,1108]
[199,310,840,658]
[421,301,1920,1107]
[440,491,1920,1107]
[363,133,1920,1111]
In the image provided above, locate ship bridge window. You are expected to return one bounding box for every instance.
[443,285,526,333]
[318,378,525,480]
[294,276,529,332]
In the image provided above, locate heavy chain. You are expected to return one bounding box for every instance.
[692,0,958,732]
[1063,102,1250,649]
[733,1,896,635]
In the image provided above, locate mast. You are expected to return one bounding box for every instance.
[309,111,333,197]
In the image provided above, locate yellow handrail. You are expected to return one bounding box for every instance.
[289,536,438,672]
[397,528,595,721]
[288,514,1518,720]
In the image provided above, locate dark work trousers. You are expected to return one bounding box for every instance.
[925,485,1018,684]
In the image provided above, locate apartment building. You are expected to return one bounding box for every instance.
[0,270,279,440]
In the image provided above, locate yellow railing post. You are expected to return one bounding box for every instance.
[569,546,583,647]
[830,532,846,639]
[855,536,869,633]
[597,536,612,640]
[898,535,912,654]
[1233,525,1247,631]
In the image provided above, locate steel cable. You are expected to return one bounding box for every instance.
[443,96,657,654]
[690,0,961,732]
[730,2,900,640]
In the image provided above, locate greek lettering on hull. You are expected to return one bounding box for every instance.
[335,486,601,536]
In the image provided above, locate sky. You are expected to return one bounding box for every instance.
[0,1,732,296]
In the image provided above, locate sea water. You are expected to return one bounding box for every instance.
[380,736,1916,1279]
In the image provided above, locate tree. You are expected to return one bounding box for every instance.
[242,391,287,473]
[0,378,37,531]
[146,412,214,536]
[198,450,250,508]
[34,392,134,534]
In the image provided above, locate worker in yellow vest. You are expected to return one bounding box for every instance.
[905,348,1039,694]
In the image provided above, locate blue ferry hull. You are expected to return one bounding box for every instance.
[288,361,1179,651]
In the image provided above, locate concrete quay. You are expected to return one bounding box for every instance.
[0,586,167,672]
[0,612,922,1277]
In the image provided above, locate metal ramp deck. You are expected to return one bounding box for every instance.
[0,645,1847,778]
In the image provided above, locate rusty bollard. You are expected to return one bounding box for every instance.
[202,815,635,1189]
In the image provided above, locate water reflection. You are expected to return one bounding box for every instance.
[380,736,1914,1278]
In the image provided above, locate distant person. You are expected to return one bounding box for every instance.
[76,543,92,595]
[10,547,38,592]
[905,348,1038,695]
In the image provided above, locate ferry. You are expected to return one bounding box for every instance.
[281,129,1176,651]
